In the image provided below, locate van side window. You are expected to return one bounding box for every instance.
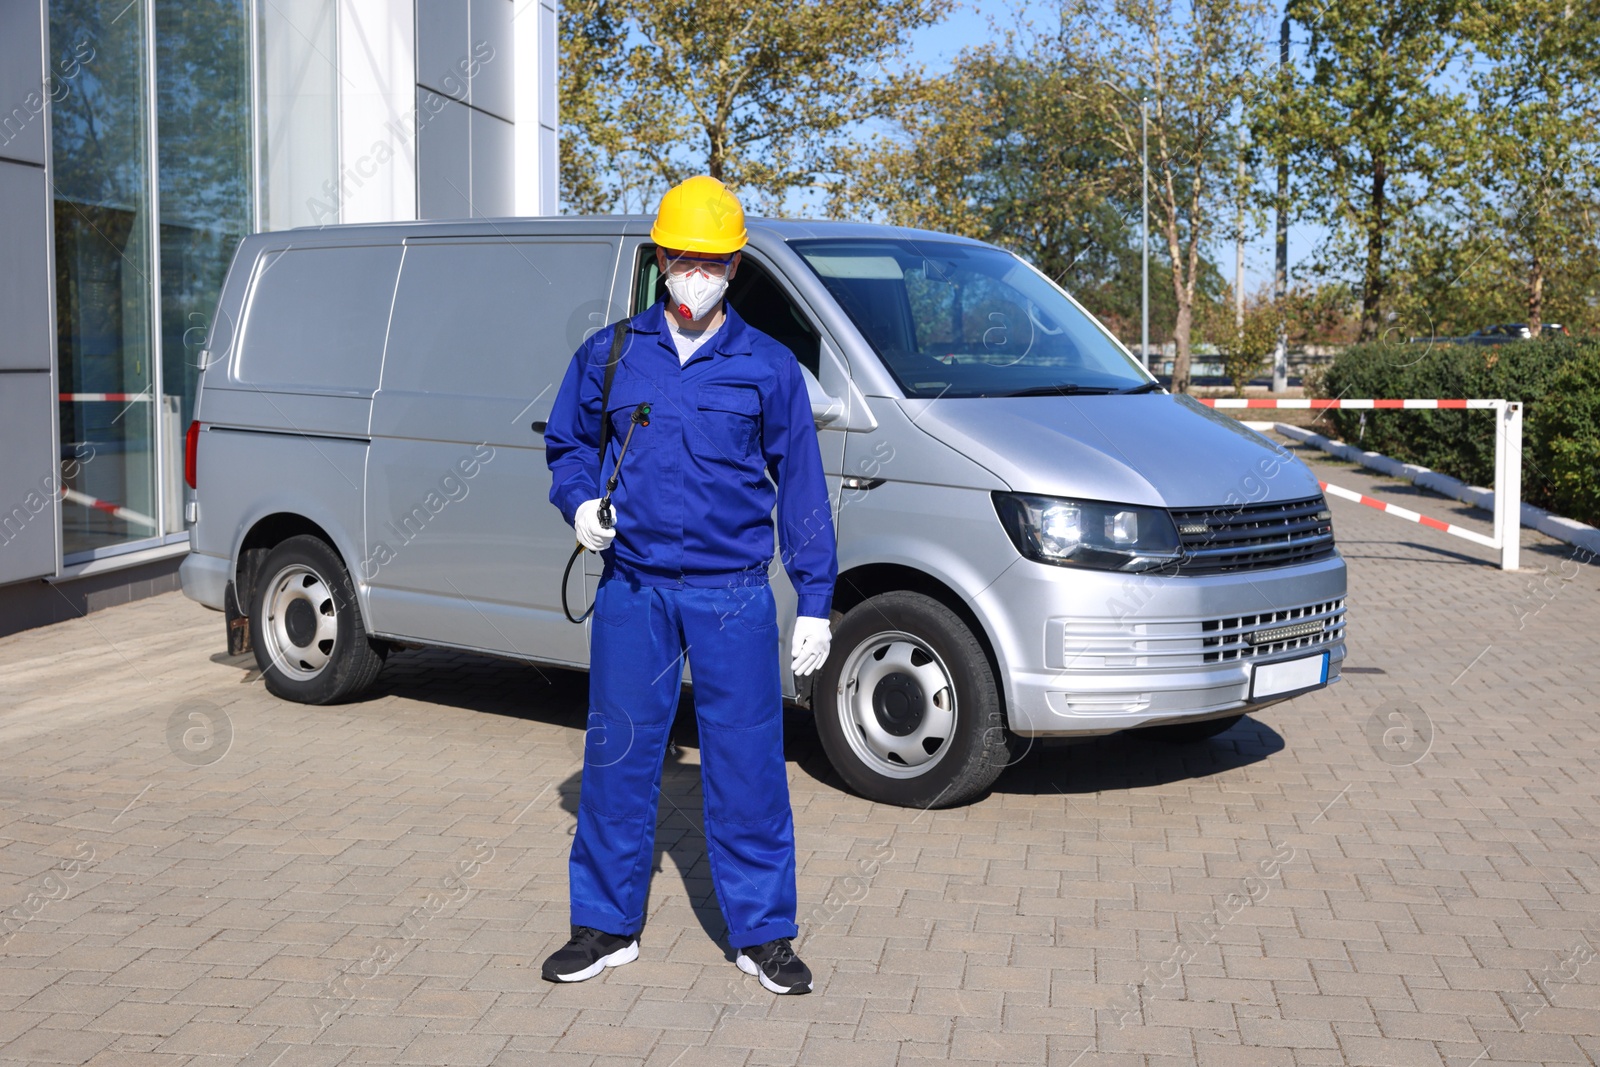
[384,239,619,395]
[634,244,821,378]
[237,245,401,393]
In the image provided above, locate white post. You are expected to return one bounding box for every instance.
[1496,401,1523,571]
[1493,400,1507,566]
[1141,99,1150,373]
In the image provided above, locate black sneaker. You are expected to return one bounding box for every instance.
[736,937,812,995]
[541,925,639,983]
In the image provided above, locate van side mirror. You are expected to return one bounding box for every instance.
[801,365,844,428]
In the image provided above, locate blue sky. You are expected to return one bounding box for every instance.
[899,0,1330,294]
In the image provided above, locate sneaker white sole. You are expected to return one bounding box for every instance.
[552,940,638,982]
[736,952,811,994]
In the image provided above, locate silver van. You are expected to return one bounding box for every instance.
[180,217,1346,807]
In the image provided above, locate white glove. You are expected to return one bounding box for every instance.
[791,616,832,677]
[574,498,617,552]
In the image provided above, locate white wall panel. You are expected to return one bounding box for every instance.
[512,0,556,215]
[260,0,340,228]
[337,0,418,223]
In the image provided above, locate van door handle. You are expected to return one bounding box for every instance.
[841,476,884,491]
[531,421,547,434]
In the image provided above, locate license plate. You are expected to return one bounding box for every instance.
[1251,652,1329,699]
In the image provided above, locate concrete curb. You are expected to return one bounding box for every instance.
[1272,422,1600,559]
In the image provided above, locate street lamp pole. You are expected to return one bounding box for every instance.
[1272,13,1290,393]
[1141,97,1150,374]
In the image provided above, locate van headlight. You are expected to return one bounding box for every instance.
[992,492,1182,572]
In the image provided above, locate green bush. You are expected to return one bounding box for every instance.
[1530,352,1600,527]
[1313,338,1600,525]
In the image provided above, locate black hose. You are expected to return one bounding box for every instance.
[561,543,593,624]
[560,402,650,625]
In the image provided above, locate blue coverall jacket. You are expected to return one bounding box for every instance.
[545,300,838,619]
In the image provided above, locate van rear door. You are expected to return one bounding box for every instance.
[365,235,623,664]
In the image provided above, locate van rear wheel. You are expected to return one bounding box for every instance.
[813,591,1015,808]
[249,535,385,704]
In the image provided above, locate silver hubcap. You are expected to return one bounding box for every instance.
[262,564,338,680]
[835,631,956,778]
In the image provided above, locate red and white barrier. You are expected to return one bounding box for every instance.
[1210,396,1523,569]
[59,392,152,403]
[1318,480,1496,548]
[59,487,157,530]
[1198,398,1498,410]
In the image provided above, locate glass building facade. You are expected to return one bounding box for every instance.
[49,0,253,558]
[0,0,556,623]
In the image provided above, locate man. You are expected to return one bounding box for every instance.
[541,176,837,995]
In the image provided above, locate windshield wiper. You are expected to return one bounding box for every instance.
[1116,381,1164,394]
[999,384,1118,398]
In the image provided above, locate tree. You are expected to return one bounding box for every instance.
[1279,282,1361,346]
[1255,1,1474,342]
[558,0,949,213]
[559,0,630,213]
[1207,292,1281,395]
[1057,0,1271,393]
[827,44,1158,325]
[1466,0,1600,337]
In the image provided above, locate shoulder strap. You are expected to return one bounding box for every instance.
[596,321,629,480]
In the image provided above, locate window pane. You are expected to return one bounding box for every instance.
[156,0,253,534]
[51,0,159,556]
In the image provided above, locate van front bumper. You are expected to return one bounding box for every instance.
[973,552,1348,736]
[180,551,230,611]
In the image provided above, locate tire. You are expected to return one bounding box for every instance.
[1143,714,1245,743]
[248,534,386,704]
[814,591,1016,808]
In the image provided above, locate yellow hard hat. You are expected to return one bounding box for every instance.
[650,176,747,255]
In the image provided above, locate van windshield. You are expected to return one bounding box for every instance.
[792,239,1150,399]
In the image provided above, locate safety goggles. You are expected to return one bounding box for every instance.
[663,253,735,279]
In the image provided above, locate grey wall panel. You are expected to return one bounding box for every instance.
[415,0,469,102]
[0,371,60,584]
[0,161,50,371]
[0,0,47,166]
[416,88,471,218]
[467,0,512,121]
[469,107,512,217]
[0,556,181,637]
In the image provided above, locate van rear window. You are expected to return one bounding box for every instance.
[235,245,401,393]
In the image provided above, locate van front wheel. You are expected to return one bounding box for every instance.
[249,535,385,704]
[814,591,1014,809]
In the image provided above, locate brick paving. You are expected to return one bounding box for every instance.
[1,434,1598,1066]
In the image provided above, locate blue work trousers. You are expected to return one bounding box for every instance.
[570,574,799,949]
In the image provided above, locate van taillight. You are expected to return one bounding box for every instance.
[185,420,200,488]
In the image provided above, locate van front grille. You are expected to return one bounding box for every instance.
[1171,496,1336,574]
[1200,599,1345,663]
[1057,597,1345,670]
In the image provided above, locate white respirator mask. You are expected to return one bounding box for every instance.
[665,269,728,322]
